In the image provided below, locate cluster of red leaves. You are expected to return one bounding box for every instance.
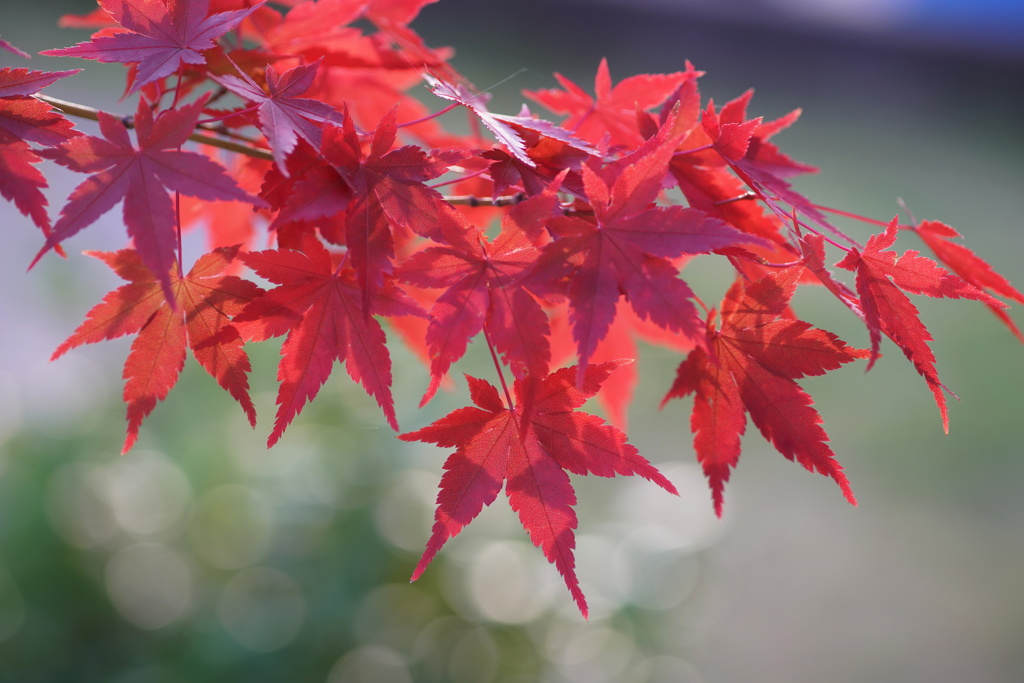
[5,0,1021,617]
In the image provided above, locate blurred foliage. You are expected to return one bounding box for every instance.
[0,350,722,682]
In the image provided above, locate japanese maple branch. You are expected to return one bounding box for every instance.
[34,94,275,162]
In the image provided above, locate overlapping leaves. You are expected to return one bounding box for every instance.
[6,0,1023,618]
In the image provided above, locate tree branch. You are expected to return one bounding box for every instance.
[34,94,275,162]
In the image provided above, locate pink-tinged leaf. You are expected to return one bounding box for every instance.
[663,267,866,516]
[426,74,535,166]
[798,232,863,321]
[427,75,597,169]
[52,247,264,452]
[210,57,345,173]
[401,361,676,617]
[42,0,266,94]
[0,36,29,59]
[698,94,851,244]
[0,67,81,98]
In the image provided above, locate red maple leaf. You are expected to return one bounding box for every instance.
[311,106,462,309]
[52,246,264,453]
[0,67,81,232]
[662,265,868,516]
[231,232,426,446]
[698,92,848,242]
[836,218,1006,432]
[35,95,264,301]
[0,36,29,59]
[399,360,678,618]
[526,115,753,379]
[42,0,265,94]
[525,58,696,150]
[398,182,561,405]
[912,220,1024,341]
[549,296,697,430]
[209,57,345,173]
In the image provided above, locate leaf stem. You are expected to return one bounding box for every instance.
[674,143,713,156]
[397,102,459,127]
[811,203,893,228]
[483,325,515,409]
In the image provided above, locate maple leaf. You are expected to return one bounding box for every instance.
[42,0,266,94]
[425,75,596,167]
[398,182,562,405]
[399,361,678,618]
[52,246,264,453]
[307,106,463,310]
[549,297,697,430]
[912,220,1024,341]
[698,92,849,242]
[365,0,441,26]
[0,36,29,59]
[526,115,753,380]
[35,95,265,301]
[836,218,1006,433]
[662,265,867,516]
[209,58,345,174]
[479,106,597,201]
[230,232,426,447]
[525,58,694,149]
[0,67,81,232]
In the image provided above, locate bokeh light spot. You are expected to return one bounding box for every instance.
[188,484,272,570]
[103,451,192,538]
[104,543,192,630]
[216,566,306,652]
[464,540,559,624]
[327,644,413,683]
[46,462,119,549]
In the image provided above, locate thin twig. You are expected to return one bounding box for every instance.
[35,94,275,162]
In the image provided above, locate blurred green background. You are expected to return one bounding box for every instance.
[1,1,1023,681]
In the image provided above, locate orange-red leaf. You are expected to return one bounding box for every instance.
[53,246,264,452]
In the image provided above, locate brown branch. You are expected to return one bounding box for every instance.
[443,193,526,207]
[34,94,274,162]
[33,97,572,209]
